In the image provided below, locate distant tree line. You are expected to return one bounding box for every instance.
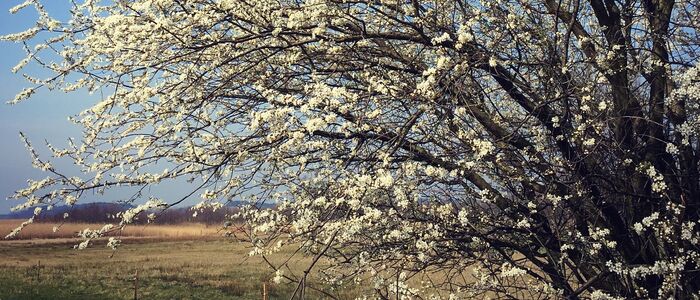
[35,203,238,225]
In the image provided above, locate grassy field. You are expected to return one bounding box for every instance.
[0,221,366,300]
[0,219,221,240]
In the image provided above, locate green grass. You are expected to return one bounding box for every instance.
[0,239,365,300]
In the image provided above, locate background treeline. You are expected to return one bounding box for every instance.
[41,203,237,225]
[1,202,269,225]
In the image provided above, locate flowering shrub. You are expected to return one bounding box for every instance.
[4,0,700,298]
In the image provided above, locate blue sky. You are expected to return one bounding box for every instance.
[0,1,196,212]
[0,1,84,212]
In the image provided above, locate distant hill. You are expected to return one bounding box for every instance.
[0,202,133,220]
[225,200,276,209]
[0,200,275,224]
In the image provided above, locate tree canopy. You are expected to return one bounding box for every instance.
[4,0,700,298]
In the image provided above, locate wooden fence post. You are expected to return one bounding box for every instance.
[262,280,269,300]
[133,270,139,300]
[36,260,41,282]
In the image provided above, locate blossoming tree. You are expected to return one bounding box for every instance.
[4,0,700,298]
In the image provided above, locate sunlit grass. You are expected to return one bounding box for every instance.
[0,238,366,300]
[0,219,221,240]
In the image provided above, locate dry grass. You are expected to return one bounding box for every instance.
[0,219,366,299]
[0,219,222,240]
[0,220,475,298]
[0,238,366,299]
